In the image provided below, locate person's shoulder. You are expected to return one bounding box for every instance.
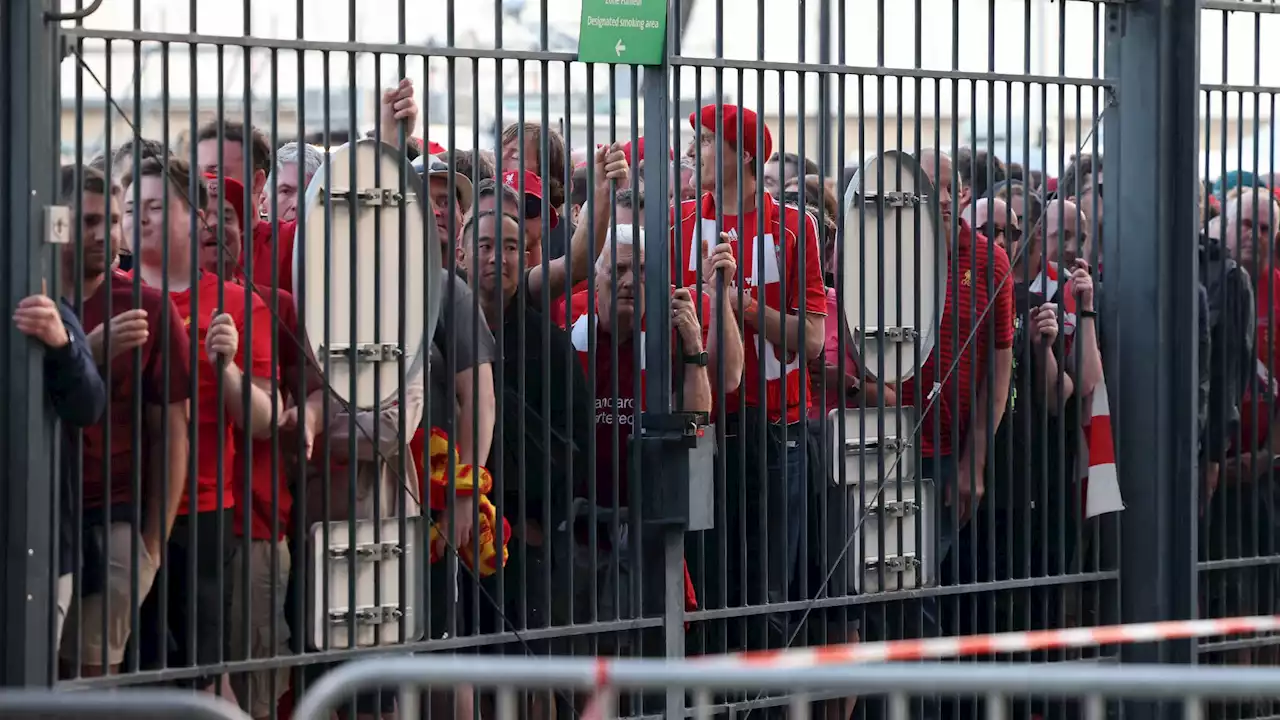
[777,201,818,242]
[117,273,170,312]
[565,288,592,324]
[676,198,703,227]
[217,277,268,318]
[256,219,296,242]
[989,238,1012,271]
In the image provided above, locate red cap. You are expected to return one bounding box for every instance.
[501,170,560,228]
[1045,177,1059,194]
[689,105,773,163]
[425,140,447,156]
[622,138,644,166]
[622,137,675,167]
[203,173,246,226]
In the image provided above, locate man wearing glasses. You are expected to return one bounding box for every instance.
[963,196,1022,252]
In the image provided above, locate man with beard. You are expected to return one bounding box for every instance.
[21,166,109,652]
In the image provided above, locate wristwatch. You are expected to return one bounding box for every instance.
[683,350,709,366]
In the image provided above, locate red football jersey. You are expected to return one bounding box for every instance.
[166,272,277,514]
[671,191,827,424]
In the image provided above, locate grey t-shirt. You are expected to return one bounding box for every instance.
[428,269,498,433]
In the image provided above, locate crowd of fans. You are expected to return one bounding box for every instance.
[18,75,1280,720]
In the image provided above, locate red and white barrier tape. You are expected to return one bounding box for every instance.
[699,615,1280,668]
[576,615,1280,709]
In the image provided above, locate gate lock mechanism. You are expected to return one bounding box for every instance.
[634,411,714,531]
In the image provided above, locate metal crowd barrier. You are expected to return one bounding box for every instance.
[291,656,1280,720]
[0,689,251,719]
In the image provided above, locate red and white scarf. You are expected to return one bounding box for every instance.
[1030,263,1125,518]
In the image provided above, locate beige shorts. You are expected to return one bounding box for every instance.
[59,523,159,667]
[229,539,292,718]
[54,573,74,649]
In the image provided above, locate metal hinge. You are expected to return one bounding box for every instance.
[866,500,920,518]
[862,191,927,208]
[328,542,404,562]
[845,436,906,456]
[328,605,404,626]
[45,206,71,245]
[864,553,921,574]
[328,188,413,207]
[319,343,404,363]
[856,326,919,343]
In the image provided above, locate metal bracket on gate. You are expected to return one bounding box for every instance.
[864,553,921,574]
[862,191,927,208]
[319,343,404,363]
[866,500,920,519]
[328,605,405,627]
[45,206,71,245]
[327,541,404,562]
[856,326,919,343]
[844,435,906,456]
[328,187,413,207]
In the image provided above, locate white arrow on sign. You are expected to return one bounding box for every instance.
[615,38,626,56]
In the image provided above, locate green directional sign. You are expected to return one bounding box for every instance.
[578,0,668,66]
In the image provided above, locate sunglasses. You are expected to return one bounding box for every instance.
[985,223,1022,244]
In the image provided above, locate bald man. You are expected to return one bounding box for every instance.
[1043,197,1090,266]
[962,197,1021,251]
[917,149,956,243]
[912,148,1015,533]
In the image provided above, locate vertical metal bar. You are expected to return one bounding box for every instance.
[641,11,680,715]
[1110,0,1199,713]
[0,0,58,687]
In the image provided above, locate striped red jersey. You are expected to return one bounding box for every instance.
[900,221,1015,458]
[671,191,827,424]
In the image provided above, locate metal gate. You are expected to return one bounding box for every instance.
[0,0,1254,717]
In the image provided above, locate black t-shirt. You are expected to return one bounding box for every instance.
[490,296,592,527]
[543,218,573,261]
[990,283,1078,511]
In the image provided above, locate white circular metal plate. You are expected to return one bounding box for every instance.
[840,150,944,384]
[296,138,440,409]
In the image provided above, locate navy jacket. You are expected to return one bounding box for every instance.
[46,300,107,575]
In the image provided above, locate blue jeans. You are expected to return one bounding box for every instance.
[921,455,959,568]
[695,412,807,652]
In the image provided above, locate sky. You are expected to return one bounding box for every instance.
[55,0,1280,167]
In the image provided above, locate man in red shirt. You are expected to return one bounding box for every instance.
[914,149,1015,550]
[203,173,300,718]
[122,155,279,695]
[673,104,825,651]
[195,118,297,296]
[58,165,193,678]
